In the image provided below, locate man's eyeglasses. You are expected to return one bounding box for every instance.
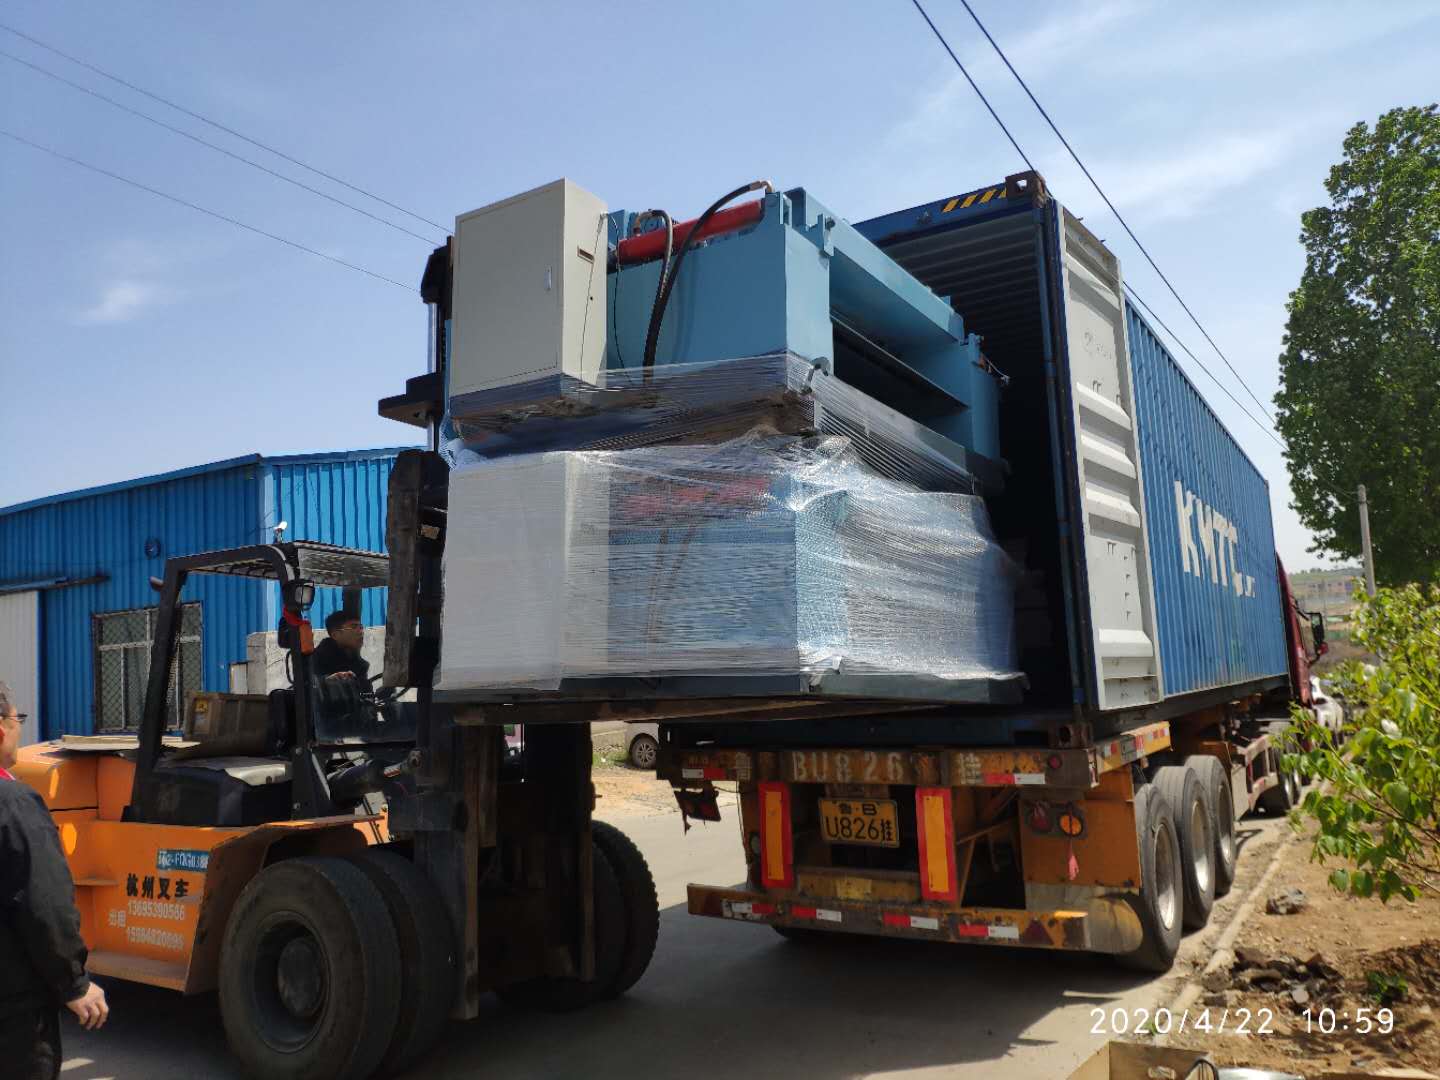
[2,713,26,723]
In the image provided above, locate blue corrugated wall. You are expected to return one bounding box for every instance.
[1128,305,1288,697]
[261,451,396,630]
[0,449,404,738]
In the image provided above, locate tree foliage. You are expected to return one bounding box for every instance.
[1289,585,1440,902]
[1275,105,1440,585]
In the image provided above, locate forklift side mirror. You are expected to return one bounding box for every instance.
[149,576,165,593]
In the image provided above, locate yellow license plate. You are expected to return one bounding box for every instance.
[818,798,899,847]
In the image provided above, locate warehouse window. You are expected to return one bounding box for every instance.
[93,604,203,731]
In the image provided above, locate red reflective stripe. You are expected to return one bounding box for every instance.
[882,913,910,928]
[915,787,958,902]
[955,923,990,938]
[702,766,728,780]
[980,773,1016,786]
[791,906,817,920]
[758,782,793,889]
[750,902,776,916]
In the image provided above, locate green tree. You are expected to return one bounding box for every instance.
[1289,585,1440,902]
[1275,105,1440,585]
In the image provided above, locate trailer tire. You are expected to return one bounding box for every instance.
[1186,755,1238,898]
[219,856,401,1080]
[1153,764,1216,931]
[591,821,660,998]
[497,840,626,1013]
[346,847,456,1074]
[1257,749,1295,815]
[1116,781,1184,972]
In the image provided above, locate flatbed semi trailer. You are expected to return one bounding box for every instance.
[660,698,1304,969]
[648,174,1334,971]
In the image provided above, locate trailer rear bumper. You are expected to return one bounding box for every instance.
[688,884,1100,950]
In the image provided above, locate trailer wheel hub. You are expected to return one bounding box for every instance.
[276,936,325,1019]
[1154,820,1179,932]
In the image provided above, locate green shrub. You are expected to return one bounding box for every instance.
[1287,585,1440,902]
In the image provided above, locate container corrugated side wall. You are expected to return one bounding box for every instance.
[1127,305,1288,697]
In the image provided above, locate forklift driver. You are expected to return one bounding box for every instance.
[314,611,370,684]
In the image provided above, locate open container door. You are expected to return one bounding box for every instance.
[1045,204,1162,711]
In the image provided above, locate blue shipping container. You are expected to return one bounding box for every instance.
[857,176,1290,714]
[1128,306,1288,697]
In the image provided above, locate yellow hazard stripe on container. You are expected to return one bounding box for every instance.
[944,185,1008,213]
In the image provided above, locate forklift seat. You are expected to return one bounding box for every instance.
[148,754,293,827]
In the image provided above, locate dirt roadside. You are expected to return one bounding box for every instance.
[1166,820,1440,1075]
[592,758,681,816]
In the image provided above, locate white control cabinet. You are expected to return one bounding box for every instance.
[449,179,609,400]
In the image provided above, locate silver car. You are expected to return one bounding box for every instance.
[624,723,660,769]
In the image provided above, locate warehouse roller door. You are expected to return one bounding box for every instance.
[0,590,40,745]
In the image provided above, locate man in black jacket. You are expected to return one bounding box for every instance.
[0,682,109,1080]
[314,610,370,683]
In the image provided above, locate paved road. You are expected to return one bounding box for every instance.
[61,800,1288,1080]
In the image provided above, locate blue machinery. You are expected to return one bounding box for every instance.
[605,187,1003,470]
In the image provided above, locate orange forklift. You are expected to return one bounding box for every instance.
[14,534,658,1079]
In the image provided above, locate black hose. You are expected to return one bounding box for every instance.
[630,210,674,382]
[641,180,772,375]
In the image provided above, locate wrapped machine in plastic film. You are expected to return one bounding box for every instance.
[442,352,997,495]
[437,430,1021,696]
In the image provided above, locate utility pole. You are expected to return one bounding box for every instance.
[1357,483,1377,596]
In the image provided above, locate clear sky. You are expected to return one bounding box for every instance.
[1,1,1435,571]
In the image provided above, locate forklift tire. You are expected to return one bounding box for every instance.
[1153,764,1216,931]
[1186,755,1238,898]
[1116,781,1184,973]
[591,821,660,998]
[347,847,456,1075]
[220,856,401,1080]
[496,840,626,1013]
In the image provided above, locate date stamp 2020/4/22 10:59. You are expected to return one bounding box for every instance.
[1089,1005,1396,1037]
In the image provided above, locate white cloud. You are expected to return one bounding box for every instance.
[78,280,173,325]
[1089,128,1298,223]
[1115,3,1440,78]
[890,0,1147,151]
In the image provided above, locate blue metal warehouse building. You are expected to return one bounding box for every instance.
[0,448,408,741]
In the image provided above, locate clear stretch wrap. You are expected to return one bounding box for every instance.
[437,431,1020,694]
[443,352,987,493]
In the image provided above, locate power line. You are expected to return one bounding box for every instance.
[1124,284,1288,453]
[908,5,1285,441]
[906,1,1312,471]
[1,48,441,246]
[2,129,414,291]
[0,20,449,233]
[908,0,1034,172]
[953,0,1278,427]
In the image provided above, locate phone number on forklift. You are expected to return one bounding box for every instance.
[1090,1006,1277,1036]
